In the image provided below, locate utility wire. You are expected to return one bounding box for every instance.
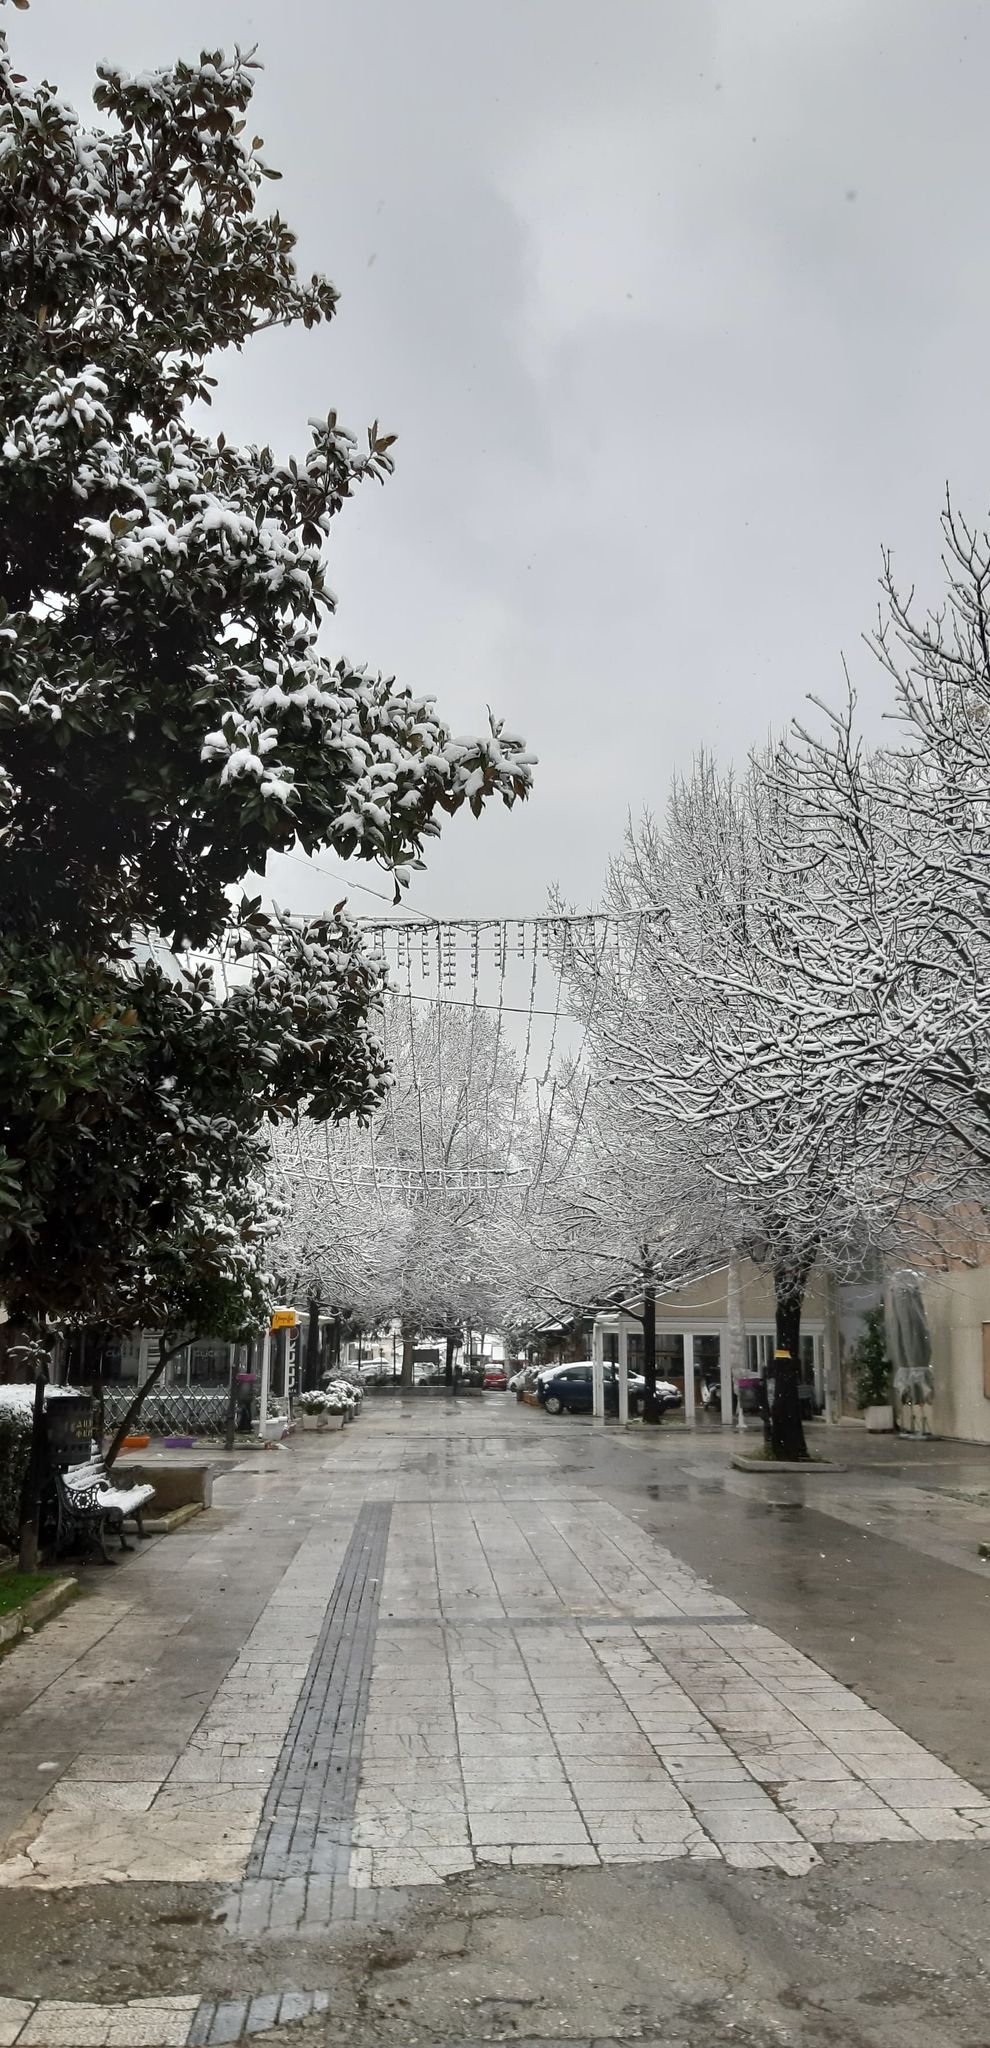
[274,850,438,917]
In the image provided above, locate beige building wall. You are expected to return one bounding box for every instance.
[651,1260,831,1325]
[918,1266,990,1444]
[653,1267,731,1319]
[595,1256,846,1418]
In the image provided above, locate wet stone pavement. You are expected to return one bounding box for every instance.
[2,1404,990,2042]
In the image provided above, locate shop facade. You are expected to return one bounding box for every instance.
[591,1258,841,1424]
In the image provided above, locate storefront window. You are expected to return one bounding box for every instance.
[188,1344,228,1384]
[747,1332,774,1373]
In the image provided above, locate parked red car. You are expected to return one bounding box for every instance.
[483,1366,507,1390]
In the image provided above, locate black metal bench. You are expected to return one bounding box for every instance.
[54,1455,156,1563]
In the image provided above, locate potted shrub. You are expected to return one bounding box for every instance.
[323,1392,346,1431]
[324,1379,354,1426]
[855,1309,894,1432]
[297,1390,327,1432]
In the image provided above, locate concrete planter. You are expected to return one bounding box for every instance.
[732,1454,846,1473]
[300,1412,322,1431]
[0,1577,77,1651]
[323,1411,345,1431]
[865,1404,895,1433]
[115,1461,213,1515]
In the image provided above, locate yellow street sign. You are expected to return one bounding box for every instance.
[270,1308,297,1331]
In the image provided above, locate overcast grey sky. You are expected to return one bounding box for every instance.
[16,2,990,923]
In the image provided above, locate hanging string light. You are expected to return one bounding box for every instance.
[263,914,661,1215]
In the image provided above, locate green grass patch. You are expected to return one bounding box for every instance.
[0,1569,63,1617]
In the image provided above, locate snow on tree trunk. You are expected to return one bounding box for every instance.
[641,1275,662,1425]
[727,1250,745,1419]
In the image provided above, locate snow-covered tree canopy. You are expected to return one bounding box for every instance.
[0,909,389,1331]
[750,503,990,1207]
[550,759,902,1453]
[0,33,533,949]
[0,24,532,1363]
[268,994,533,1347]
[545,504,990,1452]
[609,504,990,1261]
[565,756,914,1285]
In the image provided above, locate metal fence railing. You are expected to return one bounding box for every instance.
[102,1388,229,1439]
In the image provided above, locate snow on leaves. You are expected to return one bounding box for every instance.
[0,32,533,949]
[0,907,388,1333]
[0,24,531,1347]
[268,996,531,1340]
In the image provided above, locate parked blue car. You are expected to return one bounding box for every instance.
[537,1363,682,1418]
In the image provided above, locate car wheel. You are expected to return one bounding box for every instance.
[544,1394,563,1415]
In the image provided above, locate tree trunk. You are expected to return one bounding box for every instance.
[770,1265,810,1461]
[401,1336,416,1388]
[237,1338,258,1435]
[273,1327,288,1401]
[726,1249,744,1424]
[105,1336,187,1468]
[641,1276,662,1424]
[63,1327,82,1384]
[305,1299,321,1391]
[223,1344,241,1453]
[88,1326,108,1451]
[17,1371,48,1572]
[444,1332,455,1386]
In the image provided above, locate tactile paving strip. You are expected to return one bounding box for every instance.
[245,1501,391,1883]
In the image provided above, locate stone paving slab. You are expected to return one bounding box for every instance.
[244,1501,390,1888]
[4,1399,990,2040]
[0,1506,354,1888]
[0,1992,332,2045]
[345,1481,990,1886]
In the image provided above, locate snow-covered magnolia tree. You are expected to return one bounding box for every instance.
[0,24,532,1380]
[0,35,532,952]
[1,909,386,1334]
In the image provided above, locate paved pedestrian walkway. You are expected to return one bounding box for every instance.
[3,1409,990,2048]
[2,1403,990,2043]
